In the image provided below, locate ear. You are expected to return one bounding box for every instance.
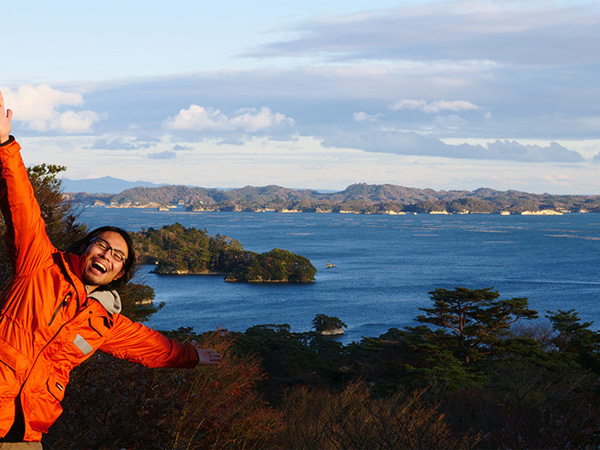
[113,269,125,281]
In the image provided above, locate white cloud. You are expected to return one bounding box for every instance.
[164,105,294,133]
[391,99,480,113]
[353,112,381,122]
[2,85,102,133]
[164,106,227,131]
[53,110,101,133]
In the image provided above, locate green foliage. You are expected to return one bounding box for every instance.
[312,314,347,334]
[232,319,350,401]
[416,287,538,364]
[133,223,244,274]
[133,224,316,283]
[215,288,600,448]
[28,164,88,250]
[118,281,164,323]
[546,309,600,372]
[227,248,317,283]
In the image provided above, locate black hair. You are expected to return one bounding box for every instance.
[67,226,136,291]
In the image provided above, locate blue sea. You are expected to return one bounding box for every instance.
[78,207,600,344]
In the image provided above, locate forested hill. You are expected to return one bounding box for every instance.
[65,183,600,214]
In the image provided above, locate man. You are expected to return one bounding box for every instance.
[0,91,221,449]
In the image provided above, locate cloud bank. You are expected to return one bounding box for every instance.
[323,132,584,163]
[2,85,102,133]
[248,1,600,67]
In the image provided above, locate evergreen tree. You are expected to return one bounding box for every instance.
[546,309,600,372]
[416,287,538,363]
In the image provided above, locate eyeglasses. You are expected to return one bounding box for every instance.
[90,237,128,264]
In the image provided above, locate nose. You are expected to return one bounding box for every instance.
[97,249,111,259]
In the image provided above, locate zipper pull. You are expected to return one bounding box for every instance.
[48,293,72,326]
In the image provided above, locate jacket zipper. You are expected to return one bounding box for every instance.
[48,293,72,326]
[22,286,85,429]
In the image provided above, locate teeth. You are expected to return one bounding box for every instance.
[93,261,107,273]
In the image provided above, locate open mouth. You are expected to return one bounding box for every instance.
[92,261,108,274]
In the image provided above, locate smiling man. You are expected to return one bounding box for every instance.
[83,234,130,287]
[0,91,221,449]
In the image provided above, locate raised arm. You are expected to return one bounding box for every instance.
[0,90,12,144]
[0,89,55,274]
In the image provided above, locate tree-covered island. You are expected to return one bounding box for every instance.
[131,223,316,283]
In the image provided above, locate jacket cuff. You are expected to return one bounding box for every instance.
[190,343,201,367]
[0,136,15,147]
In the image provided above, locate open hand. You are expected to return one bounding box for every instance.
[0,90,13,144]
[191,340,222,365]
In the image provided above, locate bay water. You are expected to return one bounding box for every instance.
[79,207,600,343]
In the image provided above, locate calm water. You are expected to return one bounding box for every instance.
[79,207,600,343]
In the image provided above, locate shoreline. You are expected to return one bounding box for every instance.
[86,204,591,216]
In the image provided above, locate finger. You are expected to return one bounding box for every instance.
[206,349,221,359]
[206,350,221,364]
[196,348,221,365]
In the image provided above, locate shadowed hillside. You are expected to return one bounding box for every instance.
[66,182,600,214]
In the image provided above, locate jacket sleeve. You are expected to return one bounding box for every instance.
[0,138,55,276]
[99,313,200,369]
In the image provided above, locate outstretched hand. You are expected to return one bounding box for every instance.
[0,90,13,144]
[191,340,222,366]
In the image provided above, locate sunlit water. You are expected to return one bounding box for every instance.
[79,207,600,343]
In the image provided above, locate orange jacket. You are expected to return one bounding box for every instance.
[0,138,199,441]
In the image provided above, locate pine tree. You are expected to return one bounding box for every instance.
[416,287,538,364]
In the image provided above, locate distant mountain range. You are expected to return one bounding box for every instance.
[62,176,166,194]
[63,180,600,215]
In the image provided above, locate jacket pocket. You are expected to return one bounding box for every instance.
[47,373,67,402]
[0,337,30,375]
[28,374,67,433]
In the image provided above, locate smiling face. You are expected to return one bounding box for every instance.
[82,231,129,292]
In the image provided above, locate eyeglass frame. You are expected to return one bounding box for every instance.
[89,237,128,264]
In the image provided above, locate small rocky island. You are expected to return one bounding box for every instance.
[132,223,316,283]
[312,314,347,336]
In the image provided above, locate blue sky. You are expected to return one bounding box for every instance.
[2,0,600,194]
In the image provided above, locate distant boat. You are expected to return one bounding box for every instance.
[327,262,336,268]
